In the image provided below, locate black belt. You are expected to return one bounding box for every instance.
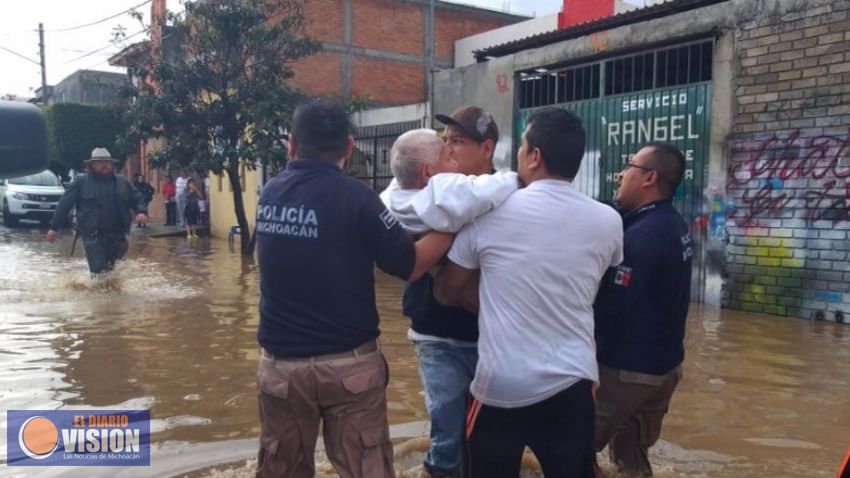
[261,340,378,362]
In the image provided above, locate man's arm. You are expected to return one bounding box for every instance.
[49,176,81,231]
[409,232,454,282]
[434,260,478,307]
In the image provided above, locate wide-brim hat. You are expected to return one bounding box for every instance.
[85,147,119,163]
[436,105,499,143]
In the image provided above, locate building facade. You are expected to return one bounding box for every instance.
[49,70,126,106]
[433,0,850,321]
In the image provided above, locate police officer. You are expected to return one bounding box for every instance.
[594,142,693,476]
[46,148,148,275]
[254,99,452,478]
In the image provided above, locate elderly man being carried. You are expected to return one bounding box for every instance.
[381,116,516,478]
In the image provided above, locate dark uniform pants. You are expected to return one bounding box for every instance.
[82,232,129,274]
[256,343,394,478]
[595,364,682,476]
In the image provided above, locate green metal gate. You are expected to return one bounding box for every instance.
[516,40,713,300]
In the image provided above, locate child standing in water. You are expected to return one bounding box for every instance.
[184,178,202,239]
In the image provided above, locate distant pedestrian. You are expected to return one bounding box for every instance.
[162,175,177,225]
[133,173,155,228]
[175,169,189,226]
[184,178,202,239]
[46,148,149,275]
[594,142,693,476]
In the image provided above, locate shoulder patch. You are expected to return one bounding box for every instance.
[379,209,399,230]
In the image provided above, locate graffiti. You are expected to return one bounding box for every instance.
[589,31,609,54]
[728,129,850,226]
[495,74,510,94]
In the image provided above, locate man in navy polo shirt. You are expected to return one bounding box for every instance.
[594,142,693,476]
[254,99,453,478]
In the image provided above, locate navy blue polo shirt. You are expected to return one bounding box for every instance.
[256,159,416,357]
[594,200,692,375]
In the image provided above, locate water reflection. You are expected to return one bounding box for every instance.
[0,224,848,477]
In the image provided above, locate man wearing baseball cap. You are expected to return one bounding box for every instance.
[400,105,499,477]
[46,148,149,275]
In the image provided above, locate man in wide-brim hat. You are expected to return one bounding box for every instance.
[46,148,149,275]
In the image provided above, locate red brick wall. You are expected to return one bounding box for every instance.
[353,0,424,56]
[283,0,521,105]
[352,57,423,104]
[291,52,343,96]
[434,9,506,63]
[301,0,344,43]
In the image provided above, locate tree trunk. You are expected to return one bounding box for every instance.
[227,162,252,254]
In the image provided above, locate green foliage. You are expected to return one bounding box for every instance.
[45,104,127,176]
[121,0,320,174]
[120,0,320,252]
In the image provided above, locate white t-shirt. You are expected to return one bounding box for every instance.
[175,176,188,196]
[448,178,623,408]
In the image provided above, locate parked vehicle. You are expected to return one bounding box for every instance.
[1,170,65,227]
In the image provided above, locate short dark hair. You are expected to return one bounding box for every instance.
[644,142,685,198]
[292,98,352,161]
[525,107,586,178]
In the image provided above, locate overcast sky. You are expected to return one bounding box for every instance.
[0,0,639,98]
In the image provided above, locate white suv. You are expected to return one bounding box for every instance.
[1,170,65,227]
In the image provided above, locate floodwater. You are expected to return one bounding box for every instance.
[0,223,848,477]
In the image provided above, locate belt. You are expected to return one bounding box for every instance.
[261,340,378,362]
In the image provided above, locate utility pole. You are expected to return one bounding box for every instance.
[38,23,48,104]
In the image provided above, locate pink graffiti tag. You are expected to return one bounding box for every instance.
[496,74,510,94]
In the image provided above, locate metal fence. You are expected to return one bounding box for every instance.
[517,39,714,302]
[349,120,424,191]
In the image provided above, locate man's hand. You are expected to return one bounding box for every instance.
[45,229,59,243]
[135,213,149,225]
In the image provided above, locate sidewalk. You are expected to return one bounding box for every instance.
[128,222,211,238]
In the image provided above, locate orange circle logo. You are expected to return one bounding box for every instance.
[19,416,59,459]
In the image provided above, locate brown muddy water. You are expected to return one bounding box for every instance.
[0,224,848,477]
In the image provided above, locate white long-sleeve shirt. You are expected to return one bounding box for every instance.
[380,172,520,234]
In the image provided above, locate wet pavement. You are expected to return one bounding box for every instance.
[0,220,848,477]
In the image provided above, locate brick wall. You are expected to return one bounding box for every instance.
[352,57,424,104]
[724,0,850,320]
[434,9,505,64]
[353,0,424,56]
[284,0,522,106]
[292,52,343,97]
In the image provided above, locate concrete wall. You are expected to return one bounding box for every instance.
[454,14,558,67]
[723,0,850,320]
[352,102,428,127]
[432,0,850,320]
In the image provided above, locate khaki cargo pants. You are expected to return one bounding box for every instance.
[595,364,682,476]
[256,343,394,478]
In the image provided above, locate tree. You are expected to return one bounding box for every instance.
[45,104,127,178]
[122,0,320,253]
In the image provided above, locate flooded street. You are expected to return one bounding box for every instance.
[1,223,848,477]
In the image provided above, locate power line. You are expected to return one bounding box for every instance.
[62,29,149,65]
[46,0,152,33]
[0,46,40,66]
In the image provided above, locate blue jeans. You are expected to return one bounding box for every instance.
[414,340,478,477]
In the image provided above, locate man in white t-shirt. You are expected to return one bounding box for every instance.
[436,107,623,478]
